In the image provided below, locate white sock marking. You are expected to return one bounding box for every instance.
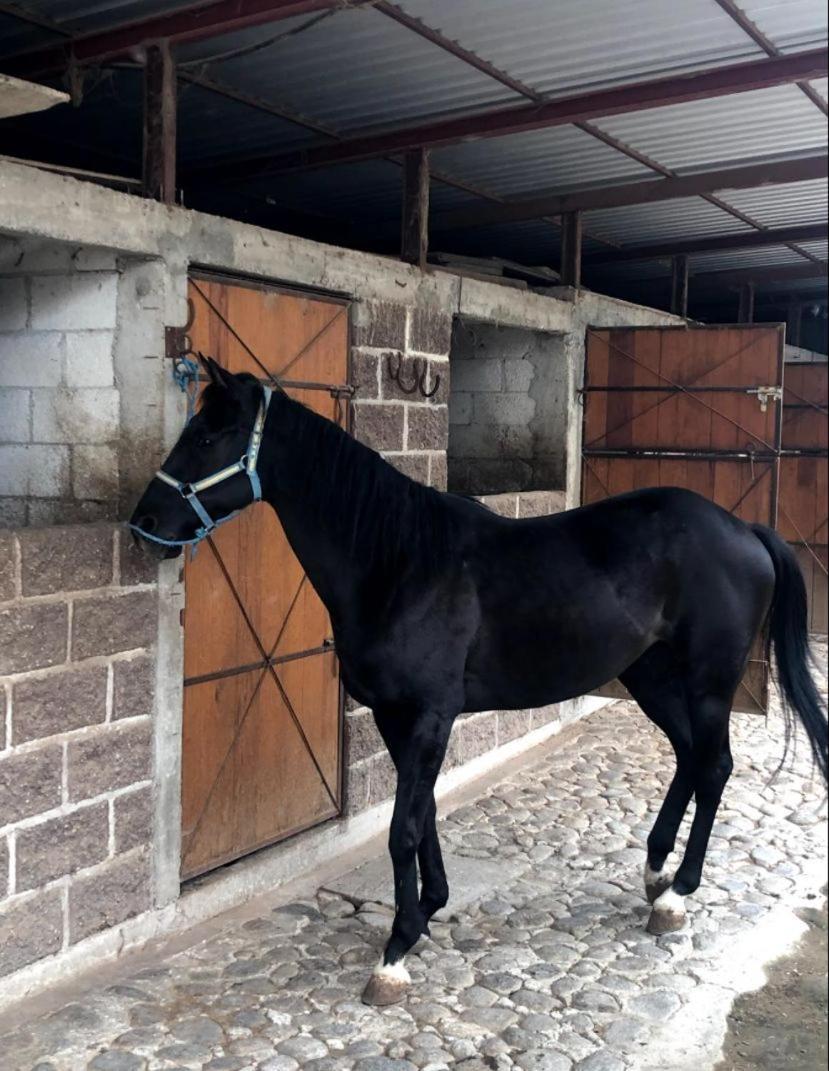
[373,957,410,984]
[653,888,686,916]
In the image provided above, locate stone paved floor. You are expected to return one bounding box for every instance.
[3,648,827,1071]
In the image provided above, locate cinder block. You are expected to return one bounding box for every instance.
[0,888,63,978]
[73,248,118,272]
[64,331,115,387]
[503,358,535,392]
[428,452,447,491]
[68,850,151,944]
[0,387,30,442]
[353,301,407,349]
[409,305,452,355]
[448,422,500,460]
[0,444,70,497]
[16,802,109,890]
[450,358,503,393]
[351,402,404,452]
[28,498,116,525]
[112,787,153,853]
[32,387,119,444]
[406,404,449,452]
[449,392,472,425]
[19,523,113,595]
[344,709,385,766]
[350,350,380,400]
[30,273,118,331]
[1,239,74,273]
[66,719,152,801]
[72,444,119,500]
[0,531,15,601]
[0,743,63,825]
[12,664,108,744]
[112,654,155,721]
[474,393,535,427]
[71,589,157,660]
[0,498,26,527]
[385,452,429,484]
[0,332,62,387]
[0,278,27,330]
[0,601,68,674]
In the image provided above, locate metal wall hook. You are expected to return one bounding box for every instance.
[387,353,441,399]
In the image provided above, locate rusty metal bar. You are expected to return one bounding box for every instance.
[560,211,583,288]
[738,282,756,324]
[670,254,689,317]
[142,41,176,204]
[401,147,430,268]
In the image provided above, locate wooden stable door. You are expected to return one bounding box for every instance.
[779,361,828,634]
[180,275,350,880]
[581,325,784,713]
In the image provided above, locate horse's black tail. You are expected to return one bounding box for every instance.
[752,523,827,782]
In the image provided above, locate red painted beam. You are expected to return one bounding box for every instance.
[4,0,373,73]
[196,46,828,179]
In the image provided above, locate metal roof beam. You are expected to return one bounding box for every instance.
[192,47,828,179]
[585,223,829,264]
[3,0,375,74]
[712,0,828,116]
[433,155,829,230]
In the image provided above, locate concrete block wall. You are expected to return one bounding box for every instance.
[350,299,451,489]
[0,239,124,528]
[448,318,568,495]
[0,524,158,979]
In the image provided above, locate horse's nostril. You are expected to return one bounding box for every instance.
[137,515,158,534]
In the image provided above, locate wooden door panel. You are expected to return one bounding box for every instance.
[582,325,783,713]
[180,275,348,881]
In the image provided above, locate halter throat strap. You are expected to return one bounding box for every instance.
[130,386,272,550]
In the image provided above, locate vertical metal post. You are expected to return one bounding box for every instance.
[401,148,430,268]
[670,254,689,317]
[560,211,582,288]
[738,282,755,323]
[143,40,177,204]
[786,302,803,347]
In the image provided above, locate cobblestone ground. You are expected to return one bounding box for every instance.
[3,648,827,1071]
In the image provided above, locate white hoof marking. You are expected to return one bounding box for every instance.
[373,957,410,985]
[652,888,686,917]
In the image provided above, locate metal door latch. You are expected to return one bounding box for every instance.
[746,386,782,412]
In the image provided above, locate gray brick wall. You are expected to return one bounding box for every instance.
[351,301,450,490]
[448,318,569,496]
[0,523,156,980]
[0,238,122,527]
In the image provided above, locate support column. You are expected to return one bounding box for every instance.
[670,254,689,317]
[401,148,430,268]
[143,40,177,204]
[786,302,803,347]
[737,282,755,323]
[560,211,582,288]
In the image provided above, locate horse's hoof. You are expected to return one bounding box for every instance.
[645,875,673,905]
[646,907,686,935]
[361,962,410,1006]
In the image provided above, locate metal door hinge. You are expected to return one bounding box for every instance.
[746,386,782,412]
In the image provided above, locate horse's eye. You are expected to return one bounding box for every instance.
[198,437,213,448]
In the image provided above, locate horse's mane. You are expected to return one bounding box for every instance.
[276,390,457,582]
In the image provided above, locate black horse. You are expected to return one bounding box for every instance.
[131,359,827,1006]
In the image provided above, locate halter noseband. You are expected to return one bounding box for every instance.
[129,386,272,551]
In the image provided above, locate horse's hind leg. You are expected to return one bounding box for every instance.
[649,695,733,935]
[619,644,695,907]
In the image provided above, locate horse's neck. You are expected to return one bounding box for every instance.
[259,396,367,624]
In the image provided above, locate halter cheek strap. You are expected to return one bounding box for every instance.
[129,387,272,552]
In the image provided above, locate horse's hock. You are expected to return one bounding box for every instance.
[0,162,823,1011]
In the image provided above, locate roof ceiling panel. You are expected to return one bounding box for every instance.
[178,5,516,135]
[717,177,829,226]
[591,84,828,172]
[394,0,762,97]
[430,125,652,199]
[736,0,827,52]
[584,197,753,245]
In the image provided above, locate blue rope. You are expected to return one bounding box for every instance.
[173,355,200,423]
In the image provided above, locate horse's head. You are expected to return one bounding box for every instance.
[129,357,269,559]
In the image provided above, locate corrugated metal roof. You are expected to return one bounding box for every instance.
[395,0,763,96]
[430,125,652,199]
[591,84,828,172]
[737,0,828,52]
[178,5,516,136]
[717,178,829,227]
[584,198,753,245]
[686,245,812,272]
[0,0,185,56]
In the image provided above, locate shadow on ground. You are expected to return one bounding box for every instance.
[716,895,828,1071]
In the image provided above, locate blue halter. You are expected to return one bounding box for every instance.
[129,387,272,552]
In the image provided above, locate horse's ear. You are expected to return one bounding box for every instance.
[198,353,233,391]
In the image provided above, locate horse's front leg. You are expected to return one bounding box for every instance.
[362,711,453,1006]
